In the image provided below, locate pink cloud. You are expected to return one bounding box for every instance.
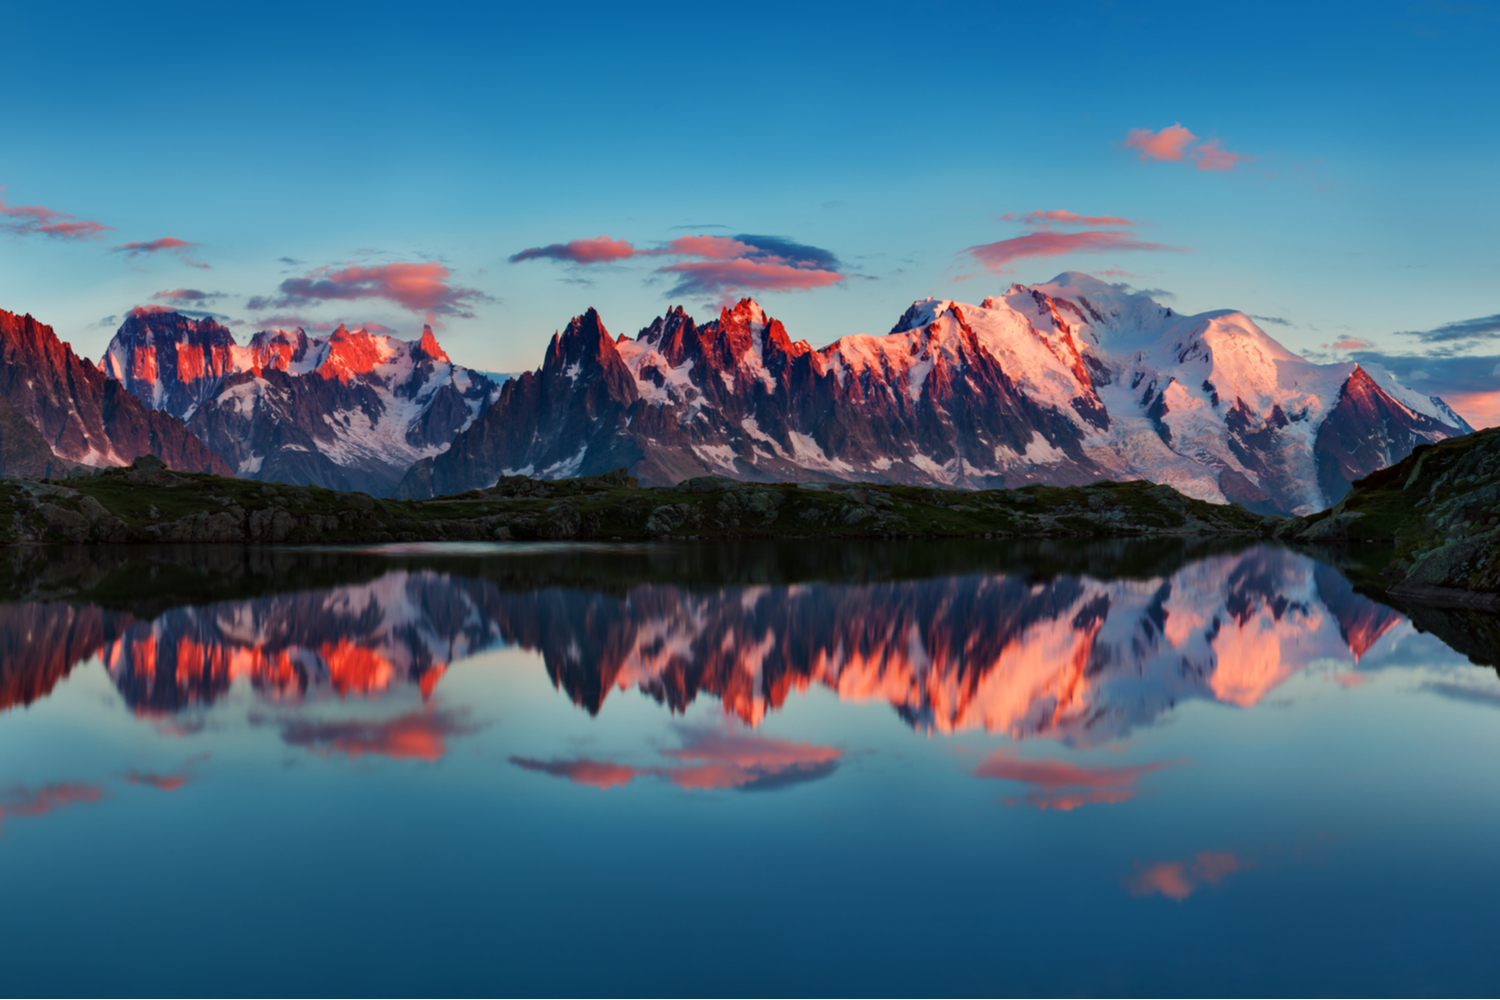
[658,257,844,297]
[112,236,210,268]
[975,748,1181,810]
[1127,851,1248,901]
[1125,123,1199,162]
[0,196,112,241]
[1193,139,1253,171]
[509,235,639,264]
[510,232,845,300]
[1124,126,1253,173]
[151,288,216,303]
[250,262,492,321]
[967,230,1185,272]
[658,235,758,259]
[1001,210,1135,227]
[1326,337,1374,351]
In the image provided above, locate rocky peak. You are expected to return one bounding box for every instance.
[415,325,450,364]
[545,309,622,378]
[103,310,238,401]
[247,328,312,373]
[635,306,699,368]
[0,307,231,475]
[317,325,389,382]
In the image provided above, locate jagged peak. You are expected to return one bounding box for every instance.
[416,325,449,363]
[115,308,236,344]
[722,297,768,327]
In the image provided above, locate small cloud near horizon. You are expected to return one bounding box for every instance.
[1396,313,1500,344]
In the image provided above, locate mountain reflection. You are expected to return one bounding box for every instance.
[0,546,1421,742]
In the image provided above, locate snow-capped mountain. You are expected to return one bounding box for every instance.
[0,309,231,475]
[399,274,1470,514]
[104,310,502,495]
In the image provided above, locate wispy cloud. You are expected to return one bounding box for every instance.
[508,236,637,264]
[151,288,221,303]
[111,236,210,268]
[1000,210,1135,227]
[508,232,845,299]
[248,262,493,322]
[1124,123,1253,172]
[1193,138,1253,171]
[966,230,1185,273]
[0,194,112,241]
[1397,313,1500,344]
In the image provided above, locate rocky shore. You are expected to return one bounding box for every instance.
[2,455,1270,546]
[1279,426,1500,604]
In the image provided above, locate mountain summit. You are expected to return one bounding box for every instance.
[103,313,502,495]
[398,275,1469,513]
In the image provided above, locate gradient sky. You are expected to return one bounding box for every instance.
[2,1,1497,421]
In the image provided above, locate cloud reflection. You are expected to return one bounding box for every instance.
[0,783,105,831]
[1126,851,1248,901]
[273,708,479,762]
[510,723,841,792]
[974,748,1181,810]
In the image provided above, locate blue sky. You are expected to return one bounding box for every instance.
[1,0,1496,418]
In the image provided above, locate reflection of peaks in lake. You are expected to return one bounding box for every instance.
[3,544,1459,742]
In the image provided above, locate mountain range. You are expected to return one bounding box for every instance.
[102,308,501,495]
[0,275,1476,512]
[399,274,1470,514]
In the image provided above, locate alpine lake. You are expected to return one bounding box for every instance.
[3,538,1498,996]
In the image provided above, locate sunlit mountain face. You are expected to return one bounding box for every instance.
[0,545,1421,745]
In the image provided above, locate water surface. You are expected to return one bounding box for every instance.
[3,540,1498,995]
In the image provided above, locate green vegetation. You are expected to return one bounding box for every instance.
[1284,426,1500,602]
[1,455,1269,547]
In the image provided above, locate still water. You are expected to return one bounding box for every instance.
[3,540,1498,995]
